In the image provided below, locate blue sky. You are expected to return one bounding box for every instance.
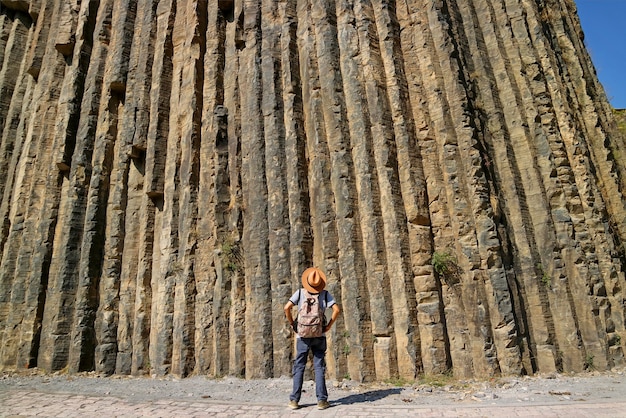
[576,0,626,109]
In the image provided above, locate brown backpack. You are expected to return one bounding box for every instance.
[295,289,327,338]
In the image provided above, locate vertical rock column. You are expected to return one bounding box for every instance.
[148,0,175,376]
[123,0,161,376]
[85,0,137,375]
[169,0,205,378]
[114,0,155,376]
[221,0,245,378]
[261,0,293,377]
[239,0,272,379]
[69,0,123,374]
[195,1,224,376]
[0,10,34,370]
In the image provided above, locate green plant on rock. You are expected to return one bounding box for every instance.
[343,343,351,356]
[220,237,243,273]
[341,331,351,356]
[608,333,622,347]
[432,251,461,285]
[584,354,595,370]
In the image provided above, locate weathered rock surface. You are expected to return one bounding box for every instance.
[0,0,624,381]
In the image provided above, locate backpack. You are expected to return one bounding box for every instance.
[295,289,327,338]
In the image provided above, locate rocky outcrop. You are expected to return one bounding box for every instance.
[0,0,625,381]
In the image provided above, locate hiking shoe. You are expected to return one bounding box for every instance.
[317,400,330,410]
[288,400,299,410]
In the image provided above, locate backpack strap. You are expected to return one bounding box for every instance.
[322,290,328,326]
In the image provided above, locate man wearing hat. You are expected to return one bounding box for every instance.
[284,267,341,410]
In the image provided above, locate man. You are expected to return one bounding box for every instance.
[284,267,341,410]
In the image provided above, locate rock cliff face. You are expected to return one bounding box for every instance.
[0,0,625,381]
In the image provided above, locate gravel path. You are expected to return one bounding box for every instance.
[2,367,626,409]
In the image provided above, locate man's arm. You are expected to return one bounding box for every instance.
[284,301,295,329]
[323,303,341,333]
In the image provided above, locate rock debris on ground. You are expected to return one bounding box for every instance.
[2,367,625,408]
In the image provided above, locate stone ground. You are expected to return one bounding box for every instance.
[1,367,626,417]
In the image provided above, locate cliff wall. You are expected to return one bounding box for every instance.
[0,0,625,380]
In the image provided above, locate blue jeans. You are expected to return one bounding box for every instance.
[289,337,328,402]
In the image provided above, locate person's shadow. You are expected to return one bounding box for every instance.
[333,388,403,405]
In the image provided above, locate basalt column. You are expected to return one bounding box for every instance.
[0,0,625,381]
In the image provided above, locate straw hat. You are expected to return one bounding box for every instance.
[301,267,327,293]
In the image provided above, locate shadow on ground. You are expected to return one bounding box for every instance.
[334,388,402,405]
